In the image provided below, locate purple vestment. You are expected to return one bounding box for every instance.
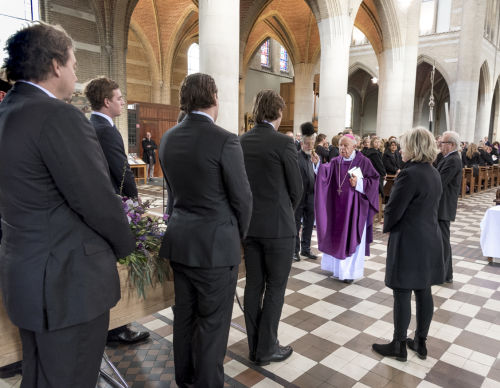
[314,151,380,259]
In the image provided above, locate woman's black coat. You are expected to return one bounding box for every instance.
[364,148,386,194]
[383,162,445,289]
[383,150,402,174]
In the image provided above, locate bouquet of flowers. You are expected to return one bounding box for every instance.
[119,197,171,298]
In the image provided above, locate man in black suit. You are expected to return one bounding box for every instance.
[240,90,303,366]
[142,132,157,181]
[295,122,319,261]
[85,77,150,345]
[0,23,134,387]
[437,131,462,283]
[159,73,252,388]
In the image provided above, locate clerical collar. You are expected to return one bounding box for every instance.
[91,111,114,127]
[262,120,275,130]
[342,150,356,161]
[192,110,214,123]
[18,80,56,99]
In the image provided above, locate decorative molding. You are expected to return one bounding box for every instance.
[50,3,96,22]
[74,41,101,53]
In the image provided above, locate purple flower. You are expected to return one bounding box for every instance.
[163,214,170,221]
[139,235,146,241]
[137,243,144,250]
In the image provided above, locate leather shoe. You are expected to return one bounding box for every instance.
[300,251,318,260]
[256,345,293,366]
[293,252,301,262]
[342,279,354,284]
[107,326,150,344]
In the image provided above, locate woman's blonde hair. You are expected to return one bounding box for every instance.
[399,127,438,163]
[466,143,478,159]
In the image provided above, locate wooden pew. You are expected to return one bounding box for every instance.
[493,165,499,187]
[383,174,397,204]
[475,167,488,192]
[462,168,474,196]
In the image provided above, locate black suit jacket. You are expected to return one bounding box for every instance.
[158,113,252,267]
[0,82,134,332]
[240,123,303,238]
[297,150,316,195]
[383,162,444,289]
[142,138,157,164]
[383,150,402,174]
[90,114,138,198]
[437,151,462,221]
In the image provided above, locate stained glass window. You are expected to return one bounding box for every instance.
[280,46,288,72]
[260,39,270,67]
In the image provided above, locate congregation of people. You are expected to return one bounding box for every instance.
[0,22,492,388]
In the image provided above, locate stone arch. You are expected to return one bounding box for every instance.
[128,20,161,102]
[476,60,493,140]
[243,12,301,70]
[348,67,379,135]
[413,58,451,135]
[417,55,452,89]
[349,62,378,78]
[161,6,199,104]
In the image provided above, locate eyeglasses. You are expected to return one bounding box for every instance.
[438,141,453,144]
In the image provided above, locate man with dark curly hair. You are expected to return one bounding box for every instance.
[0,23,134,387]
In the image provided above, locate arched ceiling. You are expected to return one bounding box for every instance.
[130,0,198,78]
[243,0,320,69]
[354,0,383,54]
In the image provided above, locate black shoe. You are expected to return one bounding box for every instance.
[372,340,407,362]
[256,345,293,366]
[300,251,318,260]
[0,361,22,378]
[444,278,453,284]
[107,326,150,344]
[342,279,354,284]
[293,252,301,262]
[249,353,256,363]
[407,337,427,360]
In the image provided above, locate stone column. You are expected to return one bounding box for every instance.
[475,89,493,142]
[199,0,239,133]
[449,1,488,142]
[317,15,351,140]
[293,63,315,133]
[376,1,420,139]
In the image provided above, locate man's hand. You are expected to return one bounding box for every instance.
[311,152,319,164]
[350,175,357,187]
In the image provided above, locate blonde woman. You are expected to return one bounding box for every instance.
[372,127,444,361]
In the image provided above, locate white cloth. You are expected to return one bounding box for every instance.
[321,223,367,280]
[480,206,500,258]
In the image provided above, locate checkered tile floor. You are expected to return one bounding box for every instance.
[2,188,500,388]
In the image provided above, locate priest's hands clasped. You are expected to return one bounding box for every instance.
[349,174,357,187]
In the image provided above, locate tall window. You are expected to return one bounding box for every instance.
[484,0,500,45]
[260,39,270,67]
[345,94,353,129]
[436,0,451,33]
[187,43,199,75]
[279,46,288,72]
[420,0,436,35]
[0,1,39,65]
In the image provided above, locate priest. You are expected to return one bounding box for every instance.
[315,134,379,283]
